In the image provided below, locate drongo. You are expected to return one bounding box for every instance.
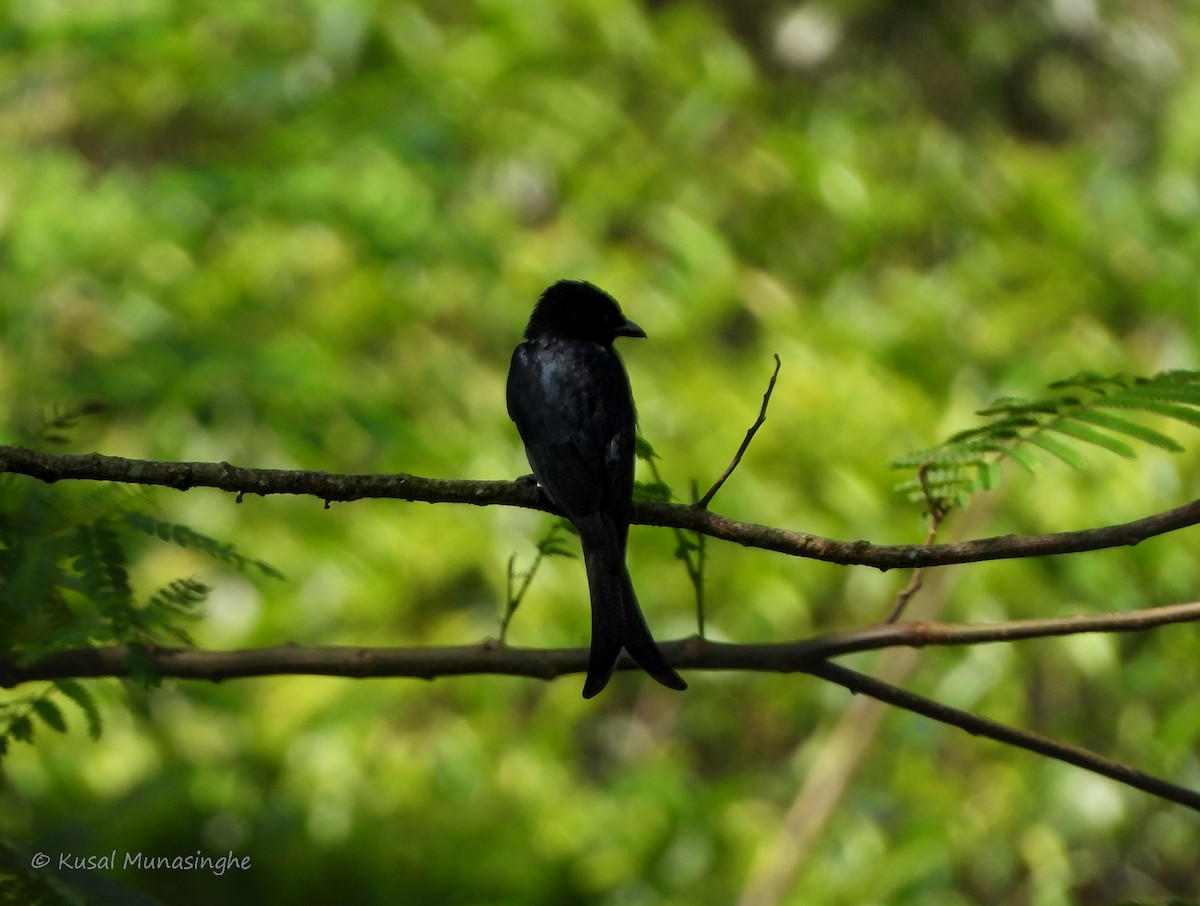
[507,280,688,698]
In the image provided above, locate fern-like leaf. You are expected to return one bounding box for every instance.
[891,370,1200,509]
[54,679,103,740]
[30,698,67,734]
[1070,408,1183,452]
[1046,419,1136,458]
[124,512,284,579]
[140,578,209,644]
[7,714,34,743]
[68,519,134,612]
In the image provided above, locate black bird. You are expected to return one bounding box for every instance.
[507,280,688,698]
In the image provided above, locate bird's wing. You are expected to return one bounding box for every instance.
[507,341,635,520]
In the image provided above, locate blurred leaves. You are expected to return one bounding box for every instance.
[125,512,284,581]
[0,412,279,757]
[3,1,1200,904]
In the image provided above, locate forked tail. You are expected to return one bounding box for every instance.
[578,517,687,699]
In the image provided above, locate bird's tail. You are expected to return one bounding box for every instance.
[578,517,688,699]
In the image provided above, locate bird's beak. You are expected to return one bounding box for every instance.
[614,319,646,339]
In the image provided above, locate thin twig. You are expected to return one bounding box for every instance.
[501,554,519,642]
[689,480,707,638]
[696,354,782,510]
[639,455,708,636]
[501,544,541,642]
[884,463,945,622]
[500,521,573,641]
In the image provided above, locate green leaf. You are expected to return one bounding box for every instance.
[976,460,1002,491]
[889,443,999,469]
[8,714,34,743]
[893,466,983,504]
[949,415,1041,443]
[31,698,67,733]
[125,512,283,580]
[1124,381,1200,406]
[1096,397,1200,430]
[1069,409,1183,452]
[634,436,659,460]
[70,521,134,609]
[1025,432,1089,468]
[1048,371,1130,393]
[976,398,1059,417]
[633,481,673,502]
[253,559,286,580]
[1046,419,1136,458]
[54,679,103,740]
[895,370,1200,508]
[1005,445,1040,473]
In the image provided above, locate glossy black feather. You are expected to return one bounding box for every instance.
[507,280,687,698]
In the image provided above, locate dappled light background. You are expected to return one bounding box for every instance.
[3,1,1200,903]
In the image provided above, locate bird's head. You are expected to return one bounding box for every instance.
[524,280,646,345]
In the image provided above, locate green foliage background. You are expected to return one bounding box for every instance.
[3,1,1200,903]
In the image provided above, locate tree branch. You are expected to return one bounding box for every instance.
[5,601,1198,686]
[804,659,1200,811]
[4,445,1200,570]
[0,445,527,508]
[6,602,1198,809]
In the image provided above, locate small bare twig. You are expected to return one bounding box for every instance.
[639,456,709,637]
[500,520,574,641]
[688,480,708,637]
[501,554,521,642]
[696,354,782,510]
[884,463,946,622]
